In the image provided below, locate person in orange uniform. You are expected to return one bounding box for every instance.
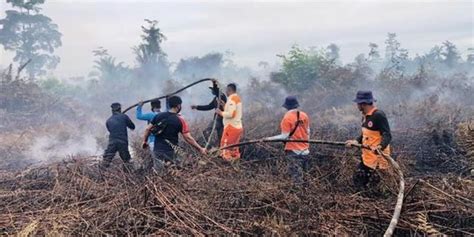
[216,83,243,161]
[345,91,392,190]
[265,96,310,183]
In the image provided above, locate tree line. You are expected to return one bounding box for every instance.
[1,0,472,106]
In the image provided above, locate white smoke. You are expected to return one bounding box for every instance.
[27,132,101,163]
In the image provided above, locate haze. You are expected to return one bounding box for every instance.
[0,0,472,78]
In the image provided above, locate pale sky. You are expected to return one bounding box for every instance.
[0,0,473,78]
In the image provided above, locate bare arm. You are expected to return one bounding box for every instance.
[142,124,153,147]
[182,132,206,154]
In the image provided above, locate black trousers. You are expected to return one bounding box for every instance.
[216,125,223,145]
[353,162,380,189]
[203,120,224,147]
[152,150,177,170]
[102,142,131,168]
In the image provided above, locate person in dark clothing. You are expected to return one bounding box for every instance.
[346,91,392,191]
[101,103,135,169]
[142,96,206,170]
[191,80,227,147]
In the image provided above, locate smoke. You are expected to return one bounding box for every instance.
[2,29,474,169]
[26,132,102,163]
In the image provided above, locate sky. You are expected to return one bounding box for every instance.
[0,0,473,78]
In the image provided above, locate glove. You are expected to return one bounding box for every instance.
[371,145,383,154]
[345,140,358,148]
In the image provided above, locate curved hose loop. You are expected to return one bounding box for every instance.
[122,77,222,151]
[122,78,215,114]
[379,148,404,237]
[217,139,404,236]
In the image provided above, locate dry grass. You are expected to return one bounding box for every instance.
[1,66,473,236]
[0,130,472,236]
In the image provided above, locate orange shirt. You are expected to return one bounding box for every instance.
[222,94,243,129]
[281,110,310,152]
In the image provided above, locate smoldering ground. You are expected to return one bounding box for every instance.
[0,3,473,234]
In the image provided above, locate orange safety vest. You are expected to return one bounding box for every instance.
[361,108,390,169]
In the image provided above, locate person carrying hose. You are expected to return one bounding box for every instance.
[264,96,311,184]
[136,98,162,150]
[216,83,243,161]
[345,90,392,191]
[191,80,227,148]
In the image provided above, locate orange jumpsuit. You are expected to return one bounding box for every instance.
[220,93,243,161]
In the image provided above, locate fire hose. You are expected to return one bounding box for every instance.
[204,80,224,150]
[122,78,216,113]
[122,78,221,150]
[122,79,404,236]
[218,139,404,237]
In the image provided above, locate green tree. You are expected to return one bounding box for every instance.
[368,43,381,62]
[325,43,340,64]
[0,0,62,79]
[90,47,130,83]
[350,53,373,80]
[270,46,334,92]
[384,33,408,75]
[441,41,461,68]
[174,53,223,80]
[133,19,169,82]
[425,45,443,64]
[39,76,84,97]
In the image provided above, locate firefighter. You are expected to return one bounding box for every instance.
[191,80,227,147]
[216,83,243,161]
[264,96,311,184]
[345,91,392,191]
[101,103,135,170]
[142,96,206,169]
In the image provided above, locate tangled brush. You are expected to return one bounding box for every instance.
[0,138,472,236]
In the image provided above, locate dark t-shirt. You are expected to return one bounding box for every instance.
[106,112,135,144]
[151,112,189,152]
[357,109,392,149]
